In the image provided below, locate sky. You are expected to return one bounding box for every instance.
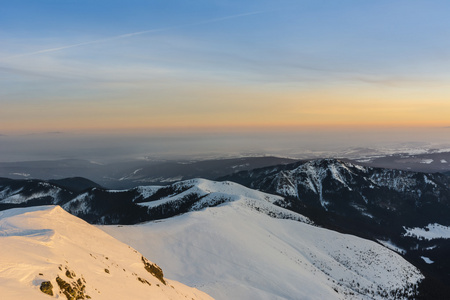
[1,0,450,161]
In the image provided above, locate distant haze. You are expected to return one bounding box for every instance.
[1,127,449,163]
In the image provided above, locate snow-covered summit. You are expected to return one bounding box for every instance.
[134,178,311,223]
[140,177,283,203]
[0,205,213,300]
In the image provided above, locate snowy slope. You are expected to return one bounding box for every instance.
[101,198,423,300]
[0,206,213,300]
[137,178,285,209]
[135,178,311,223]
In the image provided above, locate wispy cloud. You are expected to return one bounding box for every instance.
[1,11,264,61]
[353,76,446,87]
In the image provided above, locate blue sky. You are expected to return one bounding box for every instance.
[3,1,450,93]
[1,0,450,160]
[4,0,450,86]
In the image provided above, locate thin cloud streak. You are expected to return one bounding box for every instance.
[2,28,173,60]
[2,11,264,61]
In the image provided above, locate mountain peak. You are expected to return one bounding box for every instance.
[0,205,213,300]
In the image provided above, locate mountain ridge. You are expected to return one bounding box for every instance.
[0,205,213,300]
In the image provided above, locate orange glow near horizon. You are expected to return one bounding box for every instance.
[2,118,449,136]
[2,83,450,135]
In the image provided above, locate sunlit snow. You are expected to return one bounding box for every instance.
[0,206,213,300]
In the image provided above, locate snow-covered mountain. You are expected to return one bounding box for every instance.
[100,192,423,300]
[2,160,450,297]
[0,205,213,300]
[220,158,450,296]
[57,178,310,224]
[131,178,312,223]
[221,158,450,212]
[1,176,304,224]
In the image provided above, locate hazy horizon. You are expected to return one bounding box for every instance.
[1,127,450,163]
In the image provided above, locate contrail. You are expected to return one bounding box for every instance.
[2,11,264,60]
[4,28,173,59]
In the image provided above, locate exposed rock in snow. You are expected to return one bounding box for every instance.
[0,206,213,300]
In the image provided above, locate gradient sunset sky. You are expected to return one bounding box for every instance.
[1,0,450,161]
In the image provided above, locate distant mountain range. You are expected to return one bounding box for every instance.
[0,156,297,189]
[1,151,450,189]
[345,150,450,173]
[2,158,450,298]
